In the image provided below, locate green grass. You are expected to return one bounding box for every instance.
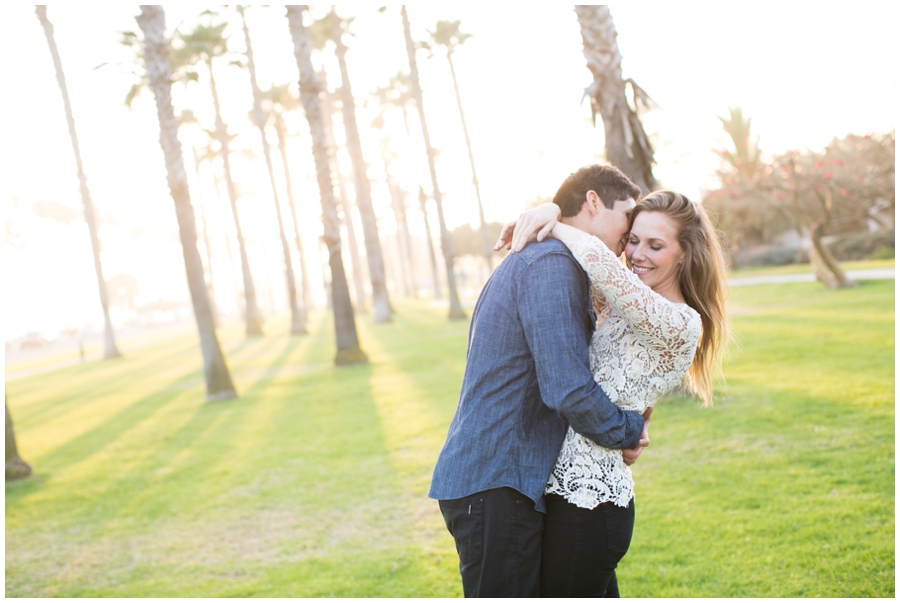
[5,281,894,597]
[624,279,894,596]
[729,258,893,278]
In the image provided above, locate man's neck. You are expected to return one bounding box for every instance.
[560,214,593,236]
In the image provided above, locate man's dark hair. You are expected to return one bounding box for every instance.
[552,165,642,217]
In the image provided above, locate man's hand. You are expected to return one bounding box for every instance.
[622,407,653,466]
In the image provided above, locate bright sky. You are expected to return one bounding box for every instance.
[2,3,896,341]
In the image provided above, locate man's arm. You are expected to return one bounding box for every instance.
[518,250,644,449]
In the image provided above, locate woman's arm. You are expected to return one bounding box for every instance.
[565,234,700,352]
[495,203,699,349]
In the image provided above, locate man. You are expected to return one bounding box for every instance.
[429,165,649,597]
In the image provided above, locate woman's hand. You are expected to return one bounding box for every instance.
[493,203,562,253]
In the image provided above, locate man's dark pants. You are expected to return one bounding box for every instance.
[439,487,543,597]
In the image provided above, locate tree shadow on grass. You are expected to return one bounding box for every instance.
[4,366,208,507]
[8,338,208,433]
[4,309,446,597]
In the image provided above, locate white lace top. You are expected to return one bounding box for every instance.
[545,236,702,509]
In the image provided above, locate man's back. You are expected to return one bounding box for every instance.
[430,238,640,512]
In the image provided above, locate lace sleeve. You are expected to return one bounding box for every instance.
[566,236,701,352]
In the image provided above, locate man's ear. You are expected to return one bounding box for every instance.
[585,190,602,215]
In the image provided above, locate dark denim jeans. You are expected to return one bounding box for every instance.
[439,487,543,597]
[540,493,635,597]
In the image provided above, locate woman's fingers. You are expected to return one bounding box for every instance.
[511,219,531,252]
[494,220,517,251]
[536,220,555,243]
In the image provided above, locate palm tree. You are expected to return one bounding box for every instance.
[193,134,246,318]
[36,5,122,360]
[238,5,306,335]
[400,7,465,320]
[318,77,369,314]
[261,83,313,316]
[372,127,417,298]
[5,401,31,481]
[286,5,367,366]
[136,5,237,401]
[190,146,220,326]
[326,9,393,322]
[306,19,368,314]
[427,20,493,271]
[575,5,657,194]
[178,110,220,326]
[418,186,443,299]
[373,74,441,298]
[174,17,264,337]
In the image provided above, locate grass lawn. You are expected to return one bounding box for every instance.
[728,257,894,278]
[5,280,894,597]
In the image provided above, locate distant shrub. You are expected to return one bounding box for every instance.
[826,230,895,261]
[737,247,805,267]
[869,247,895,260]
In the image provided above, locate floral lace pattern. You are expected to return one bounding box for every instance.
[545,236,702,509]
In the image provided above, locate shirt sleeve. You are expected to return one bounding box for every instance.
[517,250,644,450]
[566,236,701,353]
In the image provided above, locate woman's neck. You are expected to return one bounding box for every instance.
[652,280,686,305]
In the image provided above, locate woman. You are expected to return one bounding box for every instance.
[501,190,729,597]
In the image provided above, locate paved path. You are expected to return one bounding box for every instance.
[729,267,894,287]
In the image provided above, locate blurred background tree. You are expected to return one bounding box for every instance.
[575,5,657,195]
[326,8,393,322]
[705,111,894,288]
[173,14,265,336]
[36,5,122,360]
[136,4,237,400]
[238,5,306,335]
[401,6,465,320]
[5,401,32,481]
[286,5,367,366]
[426,19,493,272]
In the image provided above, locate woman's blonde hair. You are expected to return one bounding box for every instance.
[629,191,730,405]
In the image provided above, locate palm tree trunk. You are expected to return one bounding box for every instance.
[212,172,245,318]
[575,5,657,195]
[137,4,237,401]
[190,146,219,328]
[331,10,392,322]
[418,185,443,299]
[240,7,306,335]
[337,172,368,314]
[274,117,313,316]
[401,7,465,320]
[286,5,367,366]
[381,147,418,297]
[6,401,32,481]
[36,6,122,360]
[209,62,264,337]
[446,51,493,272]
[320,83,368,314]
[256,239,277,315]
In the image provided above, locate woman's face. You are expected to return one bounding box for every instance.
[624,211,685,297]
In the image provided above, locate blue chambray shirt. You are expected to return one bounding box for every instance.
[428,238,645,513]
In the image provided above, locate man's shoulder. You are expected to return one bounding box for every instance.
[514,238,577,266]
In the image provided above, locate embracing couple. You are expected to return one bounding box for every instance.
[429,165,729,597]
